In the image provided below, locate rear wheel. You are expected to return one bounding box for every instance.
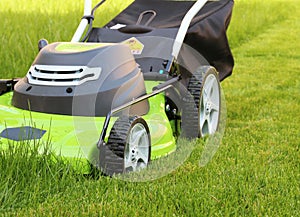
[182,66,221,138]
[100,116,151,176]
[199,69,220,136]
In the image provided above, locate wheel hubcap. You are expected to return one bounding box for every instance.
[125,123,149,172]
[199,74,220,136]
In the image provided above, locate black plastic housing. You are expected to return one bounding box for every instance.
[12,43,149,117]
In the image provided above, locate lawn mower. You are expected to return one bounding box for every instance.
[0,0,234,176]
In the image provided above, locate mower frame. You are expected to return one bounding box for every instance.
[0,0,230,175]
[71,0,209,150]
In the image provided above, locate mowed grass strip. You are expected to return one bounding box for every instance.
[0,0,299,216]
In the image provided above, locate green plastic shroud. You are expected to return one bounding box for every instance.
[0,81,176,173]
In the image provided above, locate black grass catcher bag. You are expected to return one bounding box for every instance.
[89,0,234,81]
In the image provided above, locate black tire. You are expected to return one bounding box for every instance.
[100,116,151,176]
[181,66,221,138]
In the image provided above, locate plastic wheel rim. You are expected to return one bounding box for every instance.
[199,73,220,136]
[125,123,150,172]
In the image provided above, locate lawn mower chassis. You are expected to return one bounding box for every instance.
[0,0,225,174]
[0,80,179,171]
[0,64,219,174]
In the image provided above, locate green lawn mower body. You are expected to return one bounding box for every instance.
[0,0,234,175]
[0,42,177,174]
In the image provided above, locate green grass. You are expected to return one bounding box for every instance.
[0,0,132,78]
[0,140,82,211]
[0,0,300,216]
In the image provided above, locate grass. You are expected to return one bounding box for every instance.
[0,140,81,211]
[0,0,132,78]
[0,0,300,216]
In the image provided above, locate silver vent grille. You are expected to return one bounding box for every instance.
[27,65,101,86]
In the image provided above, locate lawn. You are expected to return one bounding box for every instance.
[0,0,299,216]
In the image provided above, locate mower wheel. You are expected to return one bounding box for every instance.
[100,116,151,176]
[182,66,221,138]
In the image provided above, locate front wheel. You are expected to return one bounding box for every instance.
[100,116,151,176]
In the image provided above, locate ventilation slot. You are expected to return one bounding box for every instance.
[27,65,101,86]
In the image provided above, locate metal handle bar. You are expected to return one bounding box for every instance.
[172,0,208,59]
